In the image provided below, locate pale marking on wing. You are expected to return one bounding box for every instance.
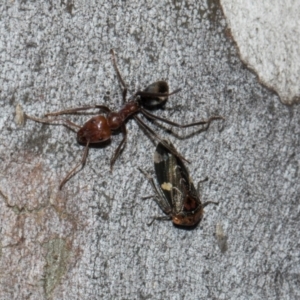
[161,182,173,191]
[154,151,164,164]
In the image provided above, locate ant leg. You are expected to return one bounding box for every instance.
[141,108,224,128]
[110,49,128,103]
[122,88,127,103]
[110,49,127,88]
[59,140,90,190]
[109,124,127,171]
[134,116,189,163]
[25,114,80,132]
[141,195,156,200]
[45,105,111,117]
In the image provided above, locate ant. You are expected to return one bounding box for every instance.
[26,49,223,190]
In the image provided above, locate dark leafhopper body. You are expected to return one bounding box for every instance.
[140,140,218,227]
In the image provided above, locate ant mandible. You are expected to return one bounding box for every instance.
[26,49,223,189]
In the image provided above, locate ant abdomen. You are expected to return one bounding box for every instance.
[77,116,111,144]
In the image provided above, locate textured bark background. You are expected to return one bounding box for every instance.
[0,0,299,299]
[220,1,300,105]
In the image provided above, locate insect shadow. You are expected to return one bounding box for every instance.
[26,49,224,189]
[139,140,219,228]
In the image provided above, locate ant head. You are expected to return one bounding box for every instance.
[139,81,169,109]
[77,116,111,144]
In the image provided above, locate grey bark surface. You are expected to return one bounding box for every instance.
[0,1,299,299]
[220,0,300,105]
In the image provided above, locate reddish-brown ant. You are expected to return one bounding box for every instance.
[26,49,223,189]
